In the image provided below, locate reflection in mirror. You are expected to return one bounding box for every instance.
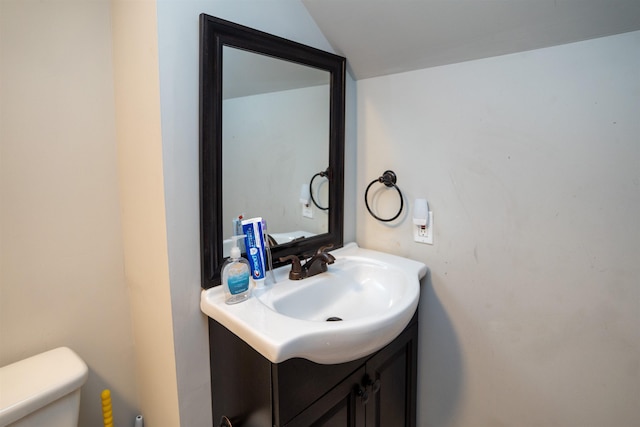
[222,47,330,254]
[200,15,345,288]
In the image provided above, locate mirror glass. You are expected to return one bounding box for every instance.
[200,15,345,288]
[222,46,330,250]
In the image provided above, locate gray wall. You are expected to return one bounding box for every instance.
[357,31,640,427]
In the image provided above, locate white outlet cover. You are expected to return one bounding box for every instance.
[413,211,433,244]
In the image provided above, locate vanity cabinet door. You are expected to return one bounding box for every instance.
[281,321,417,427]
[209,319,273,427]
[208,315,418,427]
[364,322,418,427]
[284,367,366,427]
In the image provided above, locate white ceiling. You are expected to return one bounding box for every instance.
[301,0,640,80]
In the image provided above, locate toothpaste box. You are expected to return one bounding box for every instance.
[241,217,266,282]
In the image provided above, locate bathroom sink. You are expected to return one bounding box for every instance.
[262,259,408,322]
[200,242,427,364]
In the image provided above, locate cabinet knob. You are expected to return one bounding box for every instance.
[355,384,370,405]
[370,378,381,394]
[356,374,381,406]
[362,374,381,394]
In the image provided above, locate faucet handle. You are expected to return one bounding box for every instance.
[316,244,334,255]
[279,255,303,280]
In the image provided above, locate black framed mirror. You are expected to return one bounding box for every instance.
[200,15,346,288]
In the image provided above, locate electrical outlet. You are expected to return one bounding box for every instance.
[302,205,313,218]
[413,211,433,244]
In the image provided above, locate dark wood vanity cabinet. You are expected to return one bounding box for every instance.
[208,314,418,427]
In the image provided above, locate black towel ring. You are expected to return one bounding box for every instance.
[309,169,329,211]
[364,170,404,222]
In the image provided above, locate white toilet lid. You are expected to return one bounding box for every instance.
[0,347,88,426]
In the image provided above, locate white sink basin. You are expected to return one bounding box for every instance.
[263,258,408,322]
[200,242,427,364]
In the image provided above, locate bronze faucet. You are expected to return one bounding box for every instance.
[280,245,336,280]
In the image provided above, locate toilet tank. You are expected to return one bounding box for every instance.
[0,347,88,427]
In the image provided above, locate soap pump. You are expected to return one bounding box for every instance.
[221,235,251,304]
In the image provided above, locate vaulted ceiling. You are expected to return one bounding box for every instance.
[301,0,640,79]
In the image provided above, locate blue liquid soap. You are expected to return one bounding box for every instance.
[221,235,251,304]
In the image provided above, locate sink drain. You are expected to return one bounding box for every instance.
[326,317,343,322]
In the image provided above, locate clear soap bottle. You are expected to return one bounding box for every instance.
[221,235,251,304]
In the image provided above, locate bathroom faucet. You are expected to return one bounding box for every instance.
[280,245,335,280]
[304,246,336,277]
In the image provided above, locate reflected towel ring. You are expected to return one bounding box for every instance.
[310,169,329,211]
[364,170,404,222]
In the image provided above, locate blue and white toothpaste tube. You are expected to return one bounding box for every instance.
[242,217,266,286]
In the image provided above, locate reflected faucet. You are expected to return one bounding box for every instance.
[280,245,335,280]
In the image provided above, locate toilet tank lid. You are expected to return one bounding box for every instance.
[0,347,88,426]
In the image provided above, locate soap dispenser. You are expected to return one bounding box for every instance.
[221,235,251,304]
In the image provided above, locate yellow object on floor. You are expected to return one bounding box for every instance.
[101,389,113,427]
